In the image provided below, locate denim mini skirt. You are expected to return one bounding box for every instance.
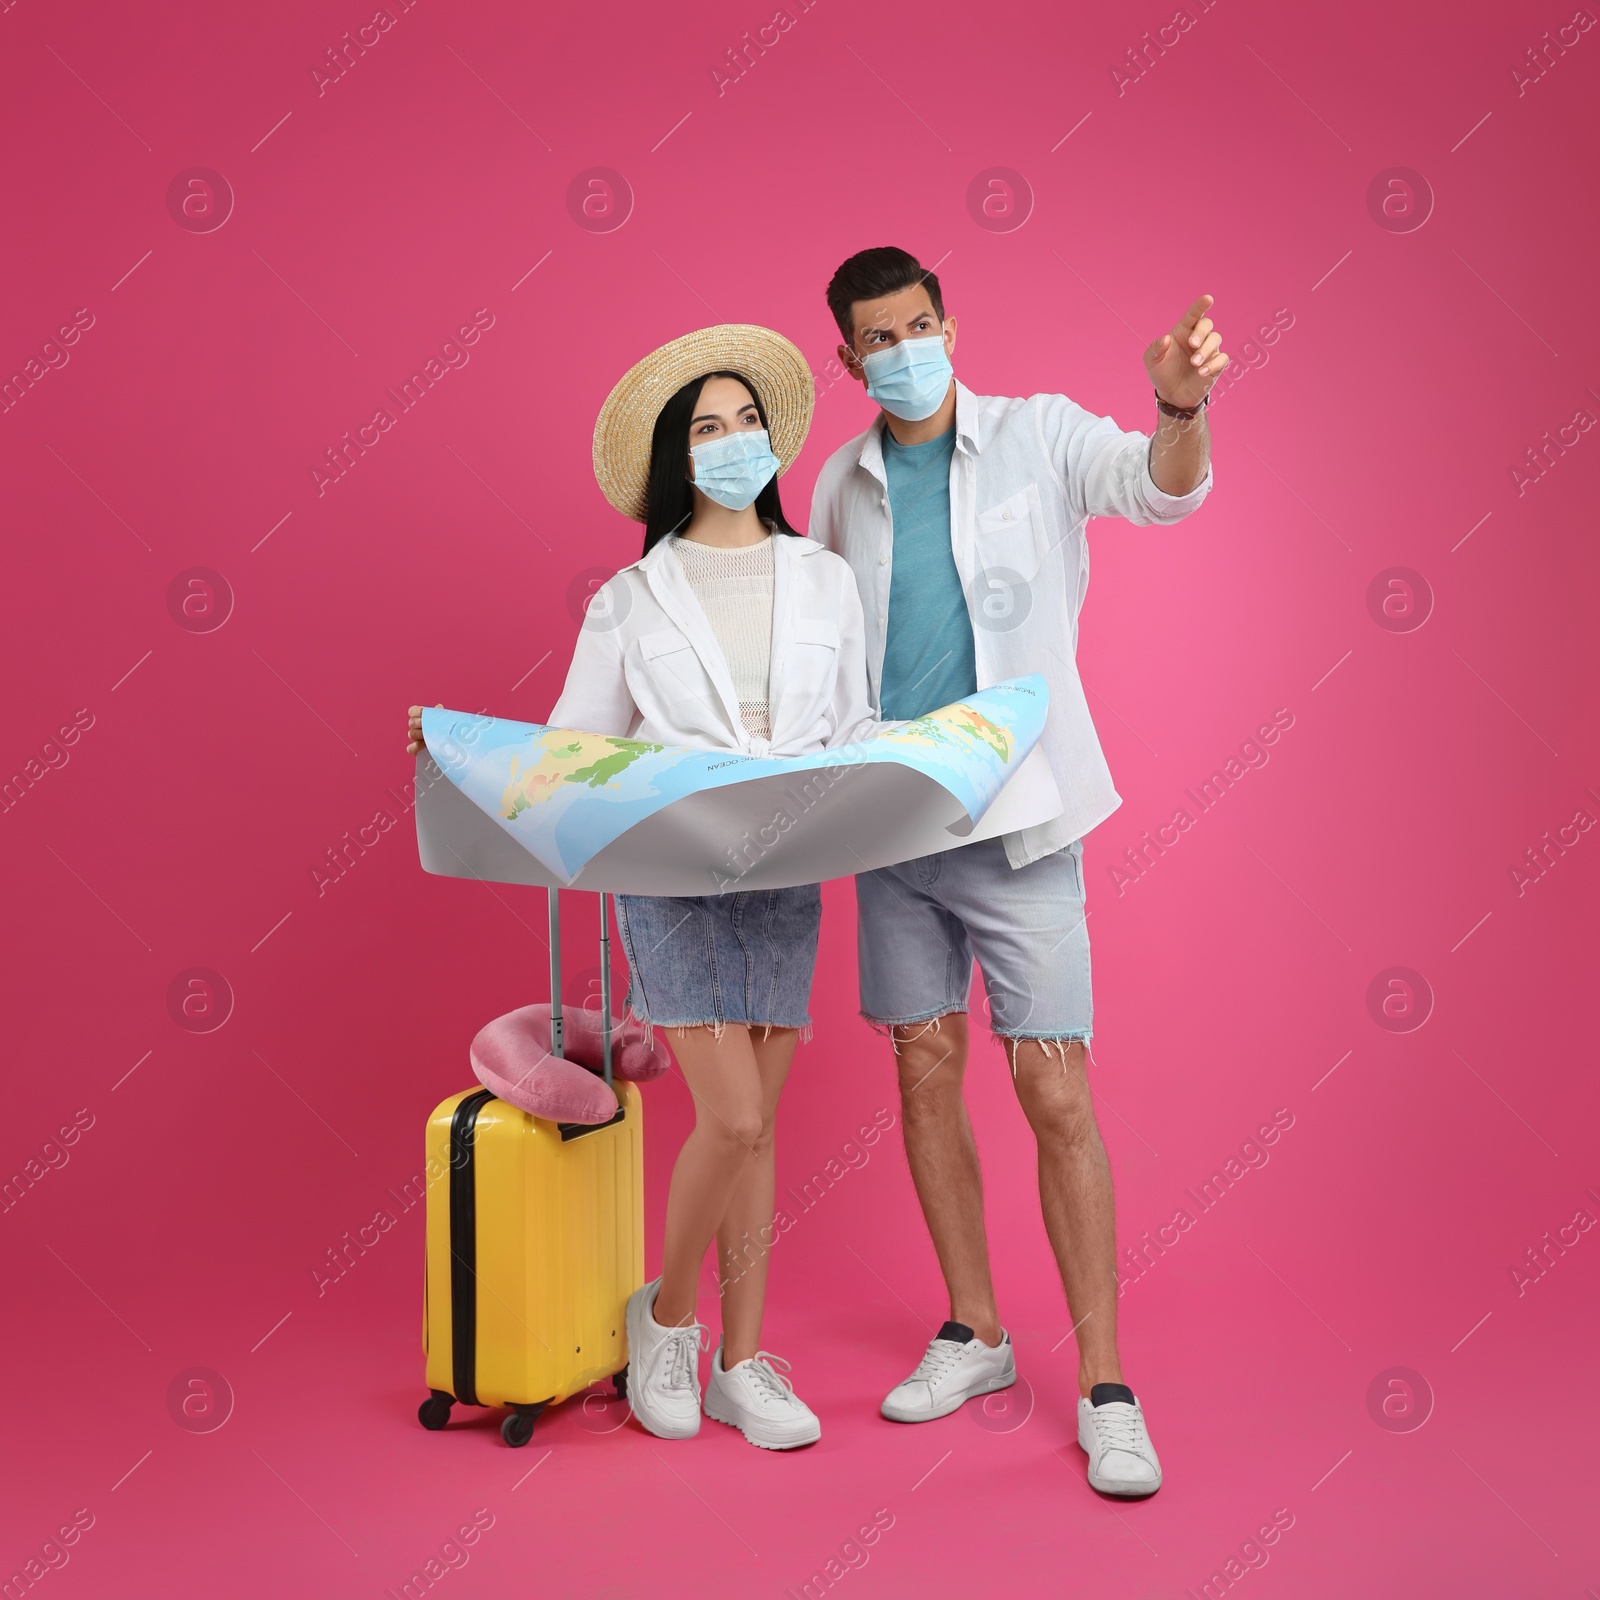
[614,885,822,1031]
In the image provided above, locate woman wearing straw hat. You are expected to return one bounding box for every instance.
[551,325,872,1448]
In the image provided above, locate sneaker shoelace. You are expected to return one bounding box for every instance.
[1090,1401,1146,1455]
[651,1323,709,1394]
[742,1352,804,1411]
[909,1338,967,1390]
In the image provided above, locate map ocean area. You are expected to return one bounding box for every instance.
[416,676,1058,895]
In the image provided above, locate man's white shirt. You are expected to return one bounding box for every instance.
[809,380,1212,868]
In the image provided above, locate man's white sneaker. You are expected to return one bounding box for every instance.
[1077,1385,1162,1496]
[623,1278,707,1440]
[880,1321,1016,1423]
[703,1347,821,1450]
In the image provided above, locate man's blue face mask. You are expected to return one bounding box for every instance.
[689,428,780,511]
[861,333,953,421]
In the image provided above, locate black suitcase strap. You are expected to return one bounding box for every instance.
[448,1088,495,1405]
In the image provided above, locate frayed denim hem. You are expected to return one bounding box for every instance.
[861,1009,1088,1056]
[643,1016,813,1045]
[861,1005,968,1031]
[994,1028,1093,1043]
[997,1031,1093,1069]
[860,1009,968,1057]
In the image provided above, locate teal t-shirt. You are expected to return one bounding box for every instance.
[879,424,977,720]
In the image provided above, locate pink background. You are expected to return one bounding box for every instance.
[3,0,1598,1594]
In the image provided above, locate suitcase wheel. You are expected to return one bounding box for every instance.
[501,1402,545,1448]
[614,1365,628,1400]
[417,1391,453,1431]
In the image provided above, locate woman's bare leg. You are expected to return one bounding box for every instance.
[715,1028,799,1365]
[652,1024,764,1329]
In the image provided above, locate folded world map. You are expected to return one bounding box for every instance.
[414,675,1059,895]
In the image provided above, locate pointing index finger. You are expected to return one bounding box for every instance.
[1175,294,1215,335]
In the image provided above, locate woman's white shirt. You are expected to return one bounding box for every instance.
[549,533,879,758]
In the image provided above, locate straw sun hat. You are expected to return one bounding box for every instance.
[592,324,815,522]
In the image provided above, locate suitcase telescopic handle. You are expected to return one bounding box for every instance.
[546,887,614,1089]
[599,892,613,1087]
[547,888,563,1061]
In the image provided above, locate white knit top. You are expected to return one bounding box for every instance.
[670,534,774,738]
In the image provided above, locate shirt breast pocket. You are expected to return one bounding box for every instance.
[788,616,839,686]
[779,616,840,719]
[638,627,695,663]
[628,627,712,726]
[791,617,840,653]
[974,484,1045,582]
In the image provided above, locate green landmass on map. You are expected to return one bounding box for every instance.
[892,704,1012,763]
[500,731,665,819]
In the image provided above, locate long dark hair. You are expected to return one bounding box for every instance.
[641,370,803,556]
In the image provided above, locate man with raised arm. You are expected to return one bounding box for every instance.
[810,246,1225,1498]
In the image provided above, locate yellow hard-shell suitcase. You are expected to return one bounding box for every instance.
[417,890,645,1446]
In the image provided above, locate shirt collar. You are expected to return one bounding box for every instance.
[953,380,982,455]
[855,379,981,486]
[615,540,655,576]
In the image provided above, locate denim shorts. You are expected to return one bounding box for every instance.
[614,885,822,1030]
[854,836,1091,1041]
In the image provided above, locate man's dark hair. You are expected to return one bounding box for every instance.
[825,246,945,345]
[641,370,801,555]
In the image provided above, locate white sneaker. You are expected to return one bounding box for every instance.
[703,1346,821,1450]
[880,1321,1016,1423]
[1077,1386,1162,1496]
[623,1278,707,1440]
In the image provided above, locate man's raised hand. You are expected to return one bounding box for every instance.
[1143,294,1228,410]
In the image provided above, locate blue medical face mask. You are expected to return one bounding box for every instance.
[689,428,780,511]
[861,333,953,421]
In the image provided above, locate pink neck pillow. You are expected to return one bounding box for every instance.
[470,1004,670,1124]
